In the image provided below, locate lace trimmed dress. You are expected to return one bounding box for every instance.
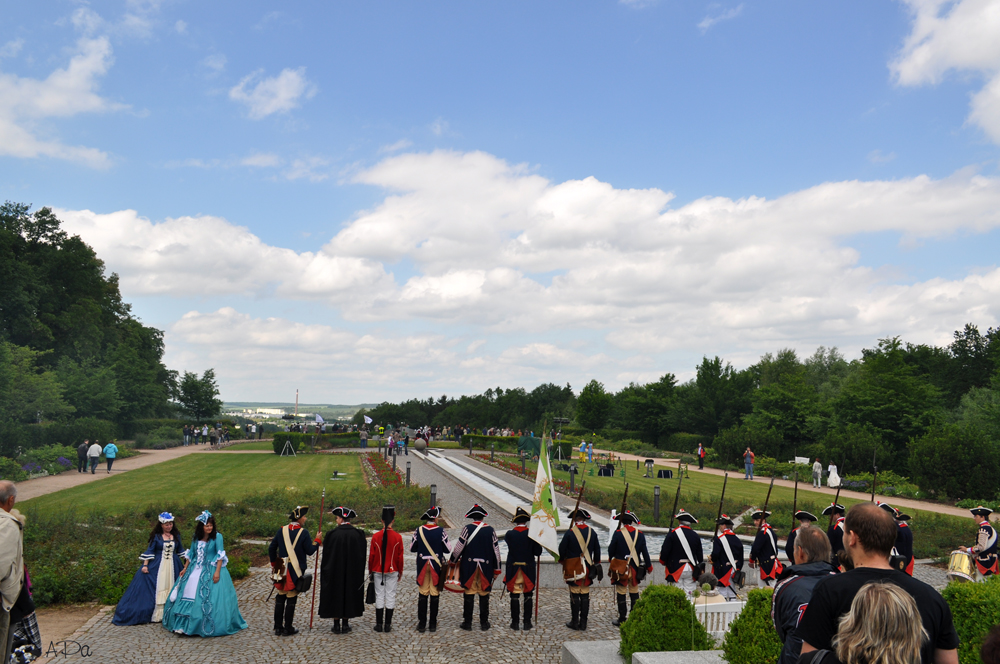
[113,534,186,626]
[161,534,247,637]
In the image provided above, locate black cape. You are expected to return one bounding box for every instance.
[319,523,367,619]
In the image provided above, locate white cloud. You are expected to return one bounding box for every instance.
[285,156,329,181]
[430,117,449,136]
[0,35,127,167]
[893,0,1000,143]
[241,152,283,168]
[0,39,24,59]
[868,149,897,164]
[379,138,413,154]
[63,150,1000,355]
[175,20,187,34]
[698,4,744,33]
[229,67,316,120]
[201,54,226,75]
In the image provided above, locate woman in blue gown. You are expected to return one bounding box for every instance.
[162,511,248,637]
[113,512,186,626]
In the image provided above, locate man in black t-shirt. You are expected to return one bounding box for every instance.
[798,503,959,664]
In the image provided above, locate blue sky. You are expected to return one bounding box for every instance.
[2,1,1000,402]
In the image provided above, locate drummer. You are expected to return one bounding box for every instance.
[960,506,998,581]
[878,502,914,576]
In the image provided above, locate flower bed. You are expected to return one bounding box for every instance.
[361,452,403,487]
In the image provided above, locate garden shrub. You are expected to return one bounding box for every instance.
[942,574,1000,664]
[0,457,27,482]
[619,584,712,659]
[664,432,712,453]
[722,588,782,664]
[271,432,360,454]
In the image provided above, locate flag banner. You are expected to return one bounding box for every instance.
[364,415,373,424]
[529,438,561,559]
[315,414,325,423]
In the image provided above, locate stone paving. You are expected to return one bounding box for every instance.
[64,564,622,664]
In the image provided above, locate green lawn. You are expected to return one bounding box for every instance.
[223,441,275,451]
[24,453,363,515]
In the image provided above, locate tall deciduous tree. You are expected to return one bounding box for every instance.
[177,370,223,421]
[576,379,612,431]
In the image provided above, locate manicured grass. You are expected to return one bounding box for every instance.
[24,453,363,515]
[223,440,275,451]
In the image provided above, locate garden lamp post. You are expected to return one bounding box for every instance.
[491,442,494,463]
[430,484,437,508]
[406,461,411,487]
[653,485,661,524]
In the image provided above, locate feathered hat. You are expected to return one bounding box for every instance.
[158,512,175,524]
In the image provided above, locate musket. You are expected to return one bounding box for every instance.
[308,486,326,629]
[617,483,629,530]
[711,473,729,541]
[667,463,684,530]
[757,461,777,534]
[791,468,799,534]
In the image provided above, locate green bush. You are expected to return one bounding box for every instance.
[619,584,712,659]
[0,457,27,482]
[459,434,519,451]
[722,588,782,664]
[559,427,645,443]
[271,432,360,454]
[942,575,1000,664]
[228,555,251,580]
[665,432,712,453]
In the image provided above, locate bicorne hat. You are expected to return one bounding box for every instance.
[971,506,994,518]
[511,506,531,524]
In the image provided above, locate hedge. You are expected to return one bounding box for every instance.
[722,588,782,664]
[558,427,645,442]
[0,418,119,457]
[460,435,520,452]
[271,432,360,454]
[942,574,1000,664]
[664,432,712,454]
[619,584,712,659]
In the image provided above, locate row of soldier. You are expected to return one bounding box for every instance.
[267,499,998,635]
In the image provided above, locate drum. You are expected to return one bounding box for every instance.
[444,563,465,593]
[562,557,586,582]
[947,550,975,583]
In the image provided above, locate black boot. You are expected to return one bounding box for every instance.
[282,596,298,636]
[579,595,590,631]
[629,592,639,613]
[460,594,474,630]
[332,618,341,634]
[479,594,491,631]
[384,608,394,633]
[523,594,533,630]
[374,608,384,632]
[612,594,627,626]
[429,595,439,632]
[342,619,352,634]
[565,594,580,630]
[509,594,520,630]
[273,594,286,636]
[416,595,428,632]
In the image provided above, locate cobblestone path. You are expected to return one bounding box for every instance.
[66,565,622,664]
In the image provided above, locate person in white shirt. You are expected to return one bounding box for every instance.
[0,481,23,664]
[812,458,823,488]
[87,441,103,474]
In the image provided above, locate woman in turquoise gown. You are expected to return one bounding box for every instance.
[162,510,248,637]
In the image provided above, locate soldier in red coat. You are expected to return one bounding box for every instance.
[369,506,404,633]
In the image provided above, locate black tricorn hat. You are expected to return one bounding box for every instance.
[421,506,441,521]
[895,512,912,521]
[877,502,897,516]
[971,506,994,518]
[614,510,640,526]
[332,506,357,520]
[567,507,592,521]
[289,505,309,521]
[675,509,698,524]
[511,506,531,524]
[795,510,818,522]
[465,504,488,520]
[750,509,771,521]
[716,514,734,527]
[822,503,846,516]
[381,505,396,524]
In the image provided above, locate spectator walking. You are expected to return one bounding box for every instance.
[103,440,119,474]
[77,440,89,473]
[812,458,823,488]
[87,440,102,474]
[772,526,837,664]
[797,502,959,664]
[743,447,755,480]
[0,481,24,664]
[697,443,706,470]
[402,435,409,456]
[360,428,368,449]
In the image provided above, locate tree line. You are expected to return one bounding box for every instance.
[363,328,1000,500]
[0,203,223,454]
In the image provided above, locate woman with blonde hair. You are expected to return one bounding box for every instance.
[799,581,927,664]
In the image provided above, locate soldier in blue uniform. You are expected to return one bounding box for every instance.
[710,514,744,599]
[878,502,914,576]
[503,506,542,630]
[608,509,651,626]
[784,510,818,561]
[962,506,998,580]
[449,504,501,631]
[822,503,846,569]
[749,509,783,587]
[410,506,450,632]
[659,509,703,596]
[267,506,318,636]
[558,507,602,631]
